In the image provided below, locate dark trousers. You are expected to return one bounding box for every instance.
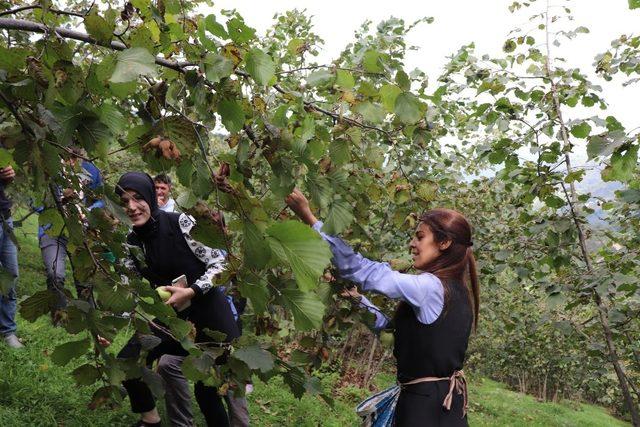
[395,382,468,427]
[118,322,230,427]
[157,354,250,427]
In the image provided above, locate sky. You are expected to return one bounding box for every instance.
[202,0,639,202]
[206,0,639,128]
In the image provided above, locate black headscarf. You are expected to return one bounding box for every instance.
[115,172,162,237]
[115,172,159,213]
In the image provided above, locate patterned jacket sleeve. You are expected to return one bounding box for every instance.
[178,213,226,299]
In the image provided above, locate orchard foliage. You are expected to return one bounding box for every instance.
[0,0,638,421]
[0,0,443,407]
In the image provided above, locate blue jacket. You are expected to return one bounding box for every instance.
[38,161,104,238]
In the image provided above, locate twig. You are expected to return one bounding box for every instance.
[0,90,34,136]
[0,5,85,18]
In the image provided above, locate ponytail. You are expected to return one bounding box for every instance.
[466,248,480,332]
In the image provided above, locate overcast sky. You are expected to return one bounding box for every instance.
[208,0,639,128]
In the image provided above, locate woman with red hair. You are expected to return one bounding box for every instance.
[286,189,479,426]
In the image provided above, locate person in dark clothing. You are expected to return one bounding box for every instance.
[0,165,21,349]
[155,209,251,427]
[110,172,239,427]
[285,189,480,426]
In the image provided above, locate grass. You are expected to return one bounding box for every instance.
[0,211,629,426]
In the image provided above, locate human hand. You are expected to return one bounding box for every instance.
[340,286,361,300]
[163,285,196,308]
[0,166,16,182]
[285,188,317,226]
[96,335,111,347]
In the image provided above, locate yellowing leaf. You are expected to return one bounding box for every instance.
[110,48,158,83]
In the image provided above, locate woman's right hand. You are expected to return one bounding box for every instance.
[285,189,318,226]
[96,335,111,347]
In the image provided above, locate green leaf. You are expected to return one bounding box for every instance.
[362,50,383,73]
[182,353,216,382]
[281,364,307,398]
[226,17,256,44]
[20,290,55,322]
[51,337,91,366]
[204,15,228,38]
[243,221,271,269]
[110,48,158,83]
[233,345,274,373]
[217,99,245,133]
[335,70,355,89]
[99,103,126,135]
[354,102,385,124]
[0,47,29,73]
[237,277,270,314]
[503,40,516,53]
[84,12,114,44]
[72,364,102,386]
[379,84,402,112]
[586,132,627,159]
[544,194,566,209]
[95,282,136,313]
[329,139,350,166]
[602,145,639,182]
[570,122,591,139]
[306,173,333,209]
[280,288,325,331]
[176,191,197,210]
[203,53,234,83]
[38,208,65,238]
[306,69,334,87]
[629,0,640,9]
[395,70,410,91]
[394,92,422,124]
[266,221,332,291]
[245,49,275,86]
[287,38,306,55]
[322,200,354,235]
[168,317,193,341]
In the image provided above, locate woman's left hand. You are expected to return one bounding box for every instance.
[163,286,195,308]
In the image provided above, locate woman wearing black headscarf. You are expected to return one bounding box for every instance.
[113,172,239,427]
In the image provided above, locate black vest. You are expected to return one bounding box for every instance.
[128,211,239,342]
[128,212,206,287]
[393,282,472,382]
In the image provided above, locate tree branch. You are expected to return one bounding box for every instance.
[0,90,34,136]
[0,18,396,139]
[0,18,186,72]
[0,5,85,18]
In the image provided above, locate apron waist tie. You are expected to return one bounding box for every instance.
[400,370,468,417]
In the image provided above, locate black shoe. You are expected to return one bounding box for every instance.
[133,420,161,427]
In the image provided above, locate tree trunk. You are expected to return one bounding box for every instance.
[363,337,378,388]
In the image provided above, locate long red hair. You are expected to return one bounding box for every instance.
[419,209,480,330]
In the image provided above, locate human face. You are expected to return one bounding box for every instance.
[155,182,171,206]
[120,190,151,226]
[409,222,450,270]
